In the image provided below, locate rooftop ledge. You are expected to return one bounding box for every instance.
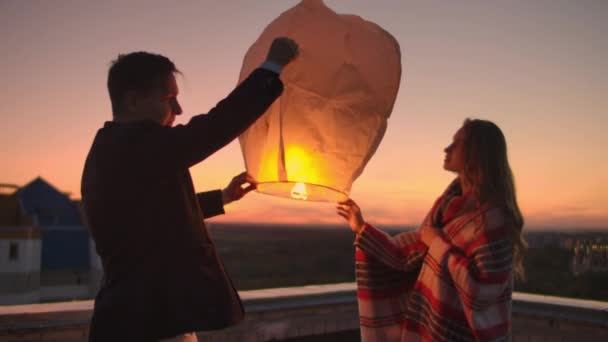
[1,283,608,341]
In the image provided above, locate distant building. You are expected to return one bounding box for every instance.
[0,184,41,304]
[572,239,608,276]
[563,238,575,250]
[0,178,102,305]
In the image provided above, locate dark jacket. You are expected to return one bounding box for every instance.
[81,68,283,341]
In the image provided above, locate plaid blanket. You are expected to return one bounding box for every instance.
[355,181,513,341]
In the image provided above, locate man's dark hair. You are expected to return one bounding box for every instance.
[107,51,180,116]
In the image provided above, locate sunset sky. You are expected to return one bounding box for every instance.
[1,0,606,229]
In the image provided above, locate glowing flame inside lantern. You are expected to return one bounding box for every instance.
[290,182,308,200]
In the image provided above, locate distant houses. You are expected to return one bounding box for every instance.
[572,239,608,276]
[0,177,102,305]
[525,230,608,276]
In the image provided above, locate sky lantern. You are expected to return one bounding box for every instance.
[238,0,402,202]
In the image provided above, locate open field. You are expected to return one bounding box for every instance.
[207,223,375,290]
[209,223,608,301]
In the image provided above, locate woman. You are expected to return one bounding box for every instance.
[337,119,525,341]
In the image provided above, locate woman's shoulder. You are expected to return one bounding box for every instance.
[473,205,512,235]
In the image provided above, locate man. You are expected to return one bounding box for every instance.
[81,37,298,341]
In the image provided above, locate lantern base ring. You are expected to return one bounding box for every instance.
[255,181,348,202]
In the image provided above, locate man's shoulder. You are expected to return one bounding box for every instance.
[91,120,172,149]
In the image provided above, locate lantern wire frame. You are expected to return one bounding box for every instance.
[256,181,348,202]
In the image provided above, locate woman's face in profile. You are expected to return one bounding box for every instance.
[443,127,466,173]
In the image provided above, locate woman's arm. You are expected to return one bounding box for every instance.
[337,198,427,272]
[355,223,427,272]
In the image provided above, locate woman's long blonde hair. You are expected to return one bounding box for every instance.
[461,118,527,280]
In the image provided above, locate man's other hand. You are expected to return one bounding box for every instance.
[222,172,258,205]
[266,37,299,67]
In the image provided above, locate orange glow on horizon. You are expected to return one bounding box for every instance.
[1,1,607,229]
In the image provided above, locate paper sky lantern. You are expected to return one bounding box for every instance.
[238,0,402,202]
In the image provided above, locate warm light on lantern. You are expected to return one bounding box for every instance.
[284,145,321,185]
[285,146,310,181]
[238,0,401,202]
[290,182,308,200]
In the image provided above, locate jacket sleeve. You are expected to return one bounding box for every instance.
[197,190,224,219]
[164,68,283,168]
[426,208,513,311]
[354,223,427,272]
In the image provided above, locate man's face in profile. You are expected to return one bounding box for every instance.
[135,73,182,126]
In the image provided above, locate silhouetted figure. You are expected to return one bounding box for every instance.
[81,38,298,341]
[338,119,526,341]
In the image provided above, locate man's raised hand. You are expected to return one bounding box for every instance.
[266,37,299,67]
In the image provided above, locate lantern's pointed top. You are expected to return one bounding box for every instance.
[301,0,326,8]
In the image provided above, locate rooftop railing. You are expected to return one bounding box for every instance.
[1,283,607,341]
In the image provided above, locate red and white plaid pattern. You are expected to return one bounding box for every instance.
[355,181,514,342]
